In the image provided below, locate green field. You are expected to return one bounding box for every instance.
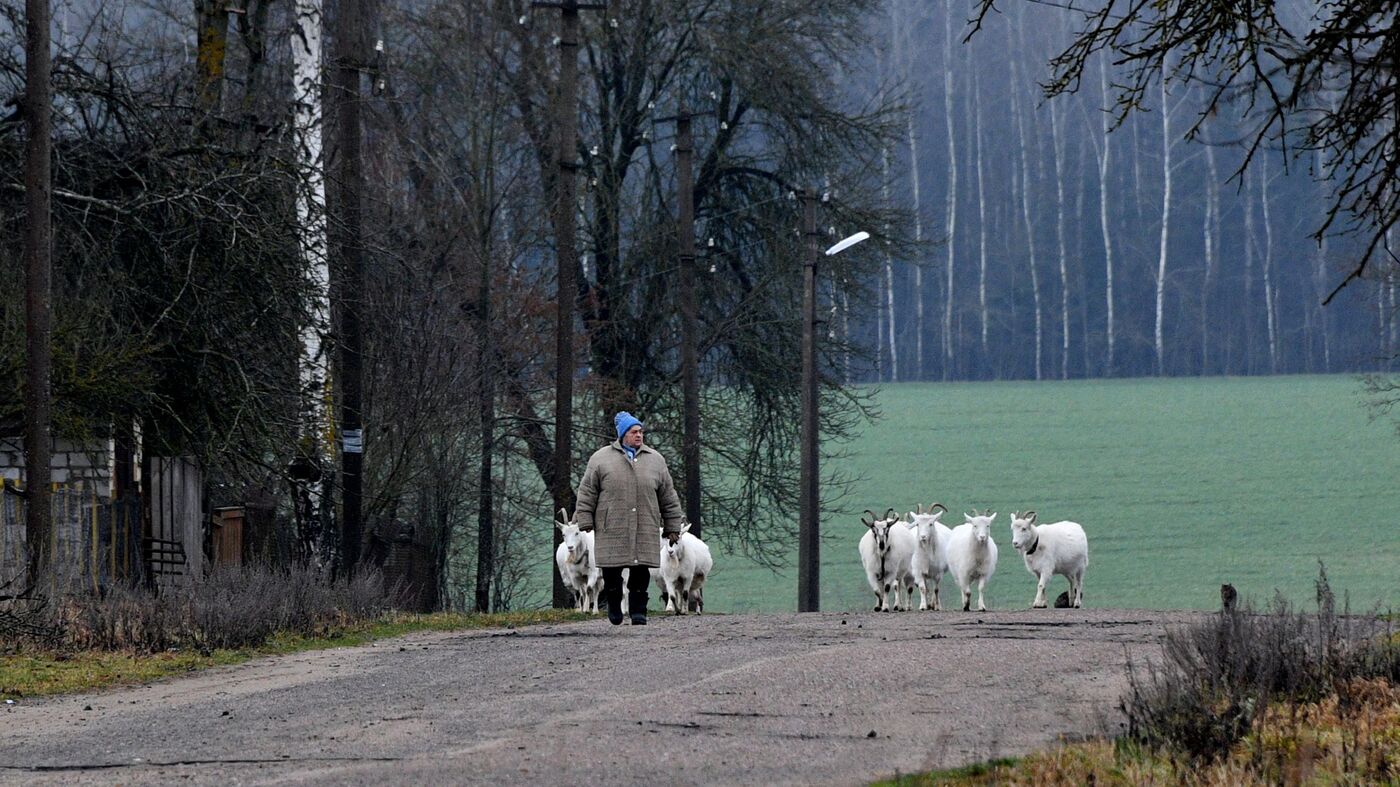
[700,375,1400,613]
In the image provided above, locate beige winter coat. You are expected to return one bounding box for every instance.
[574,441,684,568]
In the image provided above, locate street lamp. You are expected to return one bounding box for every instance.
[798,199,870,613]
[825,231,870,257]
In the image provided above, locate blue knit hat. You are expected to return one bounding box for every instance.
[614,411,643,440]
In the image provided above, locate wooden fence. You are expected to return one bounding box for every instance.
[0,482,143,592]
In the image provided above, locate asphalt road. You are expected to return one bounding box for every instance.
[1,609,1202,785]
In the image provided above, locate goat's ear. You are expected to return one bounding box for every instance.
[988,512,998,522]
[1024,511,1037,525]
[883,507,897,522]
[906,511,916,523]
[680,521,691,534]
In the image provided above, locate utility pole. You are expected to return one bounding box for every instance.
[798,190,821,612]
[534,0,604,608]
[23,0,53,587]
[332,0,365,574]
[657,106,707,538]
[474,246,496,612]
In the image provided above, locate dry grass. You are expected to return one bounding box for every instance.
[883,682,1399,786]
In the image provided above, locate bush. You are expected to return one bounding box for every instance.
[33,563,401,653]
[1123,565,1399,763]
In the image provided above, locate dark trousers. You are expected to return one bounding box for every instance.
[602,565,651,611]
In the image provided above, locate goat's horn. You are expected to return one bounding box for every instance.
[883,507,897,522]
[915,503,924,515]
[558,507,570,522]
[863,509,877,521]
[930,502,947,514]
[1024,510,1036,521]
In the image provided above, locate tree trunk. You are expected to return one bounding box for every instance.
[1261,155,1278,374]
[195,0,230,129]
[1097,57,1116,376]
[1011,43,1042,380]
[899,0,925,381]
[940,3,957,381]
[973,62,989,377]
[1050,92,1070,380]
[1201,137,1218,375]
[1154,73,1171,377]
[24,0,54,585]
[1313,147,1332,372]
[292,0,332,563]
[881,144,898,382]
[1243,165,1257,375]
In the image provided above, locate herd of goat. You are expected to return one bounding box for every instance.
[554,505,1089,615]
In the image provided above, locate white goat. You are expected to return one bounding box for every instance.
[659,522,713,615]
[946,511,1000,611]
[906,503,952,611]
[554,509,601,613]
[1009,511,1088,608]
[859,508,916,612]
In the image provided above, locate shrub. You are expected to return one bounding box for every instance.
[25,563,401,653]
[1123,565,1399,763]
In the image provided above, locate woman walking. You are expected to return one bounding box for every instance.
[574,412,684,625]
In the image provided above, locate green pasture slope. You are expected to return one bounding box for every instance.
[701,375,1399,614]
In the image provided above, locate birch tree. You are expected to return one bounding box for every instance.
[940,1,958,380]
[291,0,333,558]
[1050,84,1070,379]
[1261,154,1279,373]
[973,56,990,376]
[1010,28,1043,380]
[899,0,926,380]
[1200,125,1219,375]
[1094,56,1115,375]
[1153,70,1171,376]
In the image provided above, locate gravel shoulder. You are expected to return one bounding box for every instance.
[0,609,1202,786]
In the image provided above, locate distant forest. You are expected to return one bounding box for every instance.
[843,0,1398,383]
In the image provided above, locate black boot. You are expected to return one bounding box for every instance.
[628,592,648,625]
[604,574,624,626]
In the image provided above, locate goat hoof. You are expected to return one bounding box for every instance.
[1033,602,1047,609]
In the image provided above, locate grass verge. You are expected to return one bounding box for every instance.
[1,609,589,700]
[879,679,1400,786]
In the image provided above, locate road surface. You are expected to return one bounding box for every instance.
[1,609,1201,785]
